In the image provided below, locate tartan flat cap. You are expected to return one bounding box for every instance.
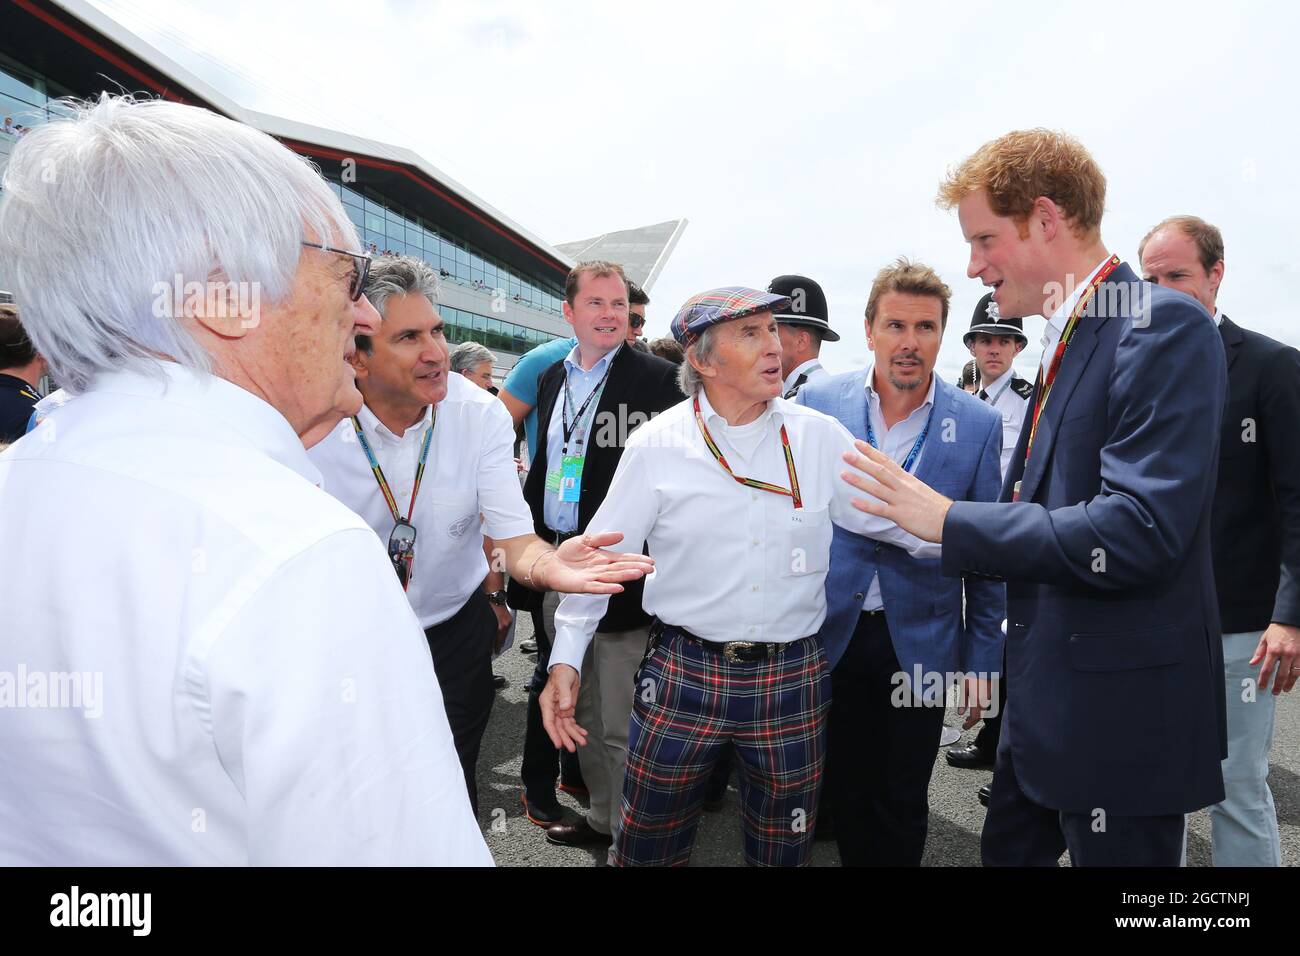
[670,287,792,345]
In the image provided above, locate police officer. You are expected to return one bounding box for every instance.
[0,304,46,443]
[769,274,838,399]
[962,292,1032,482]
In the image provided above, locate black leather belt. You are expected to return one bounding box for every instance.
[545,528,581,546]
[653,621,812,664]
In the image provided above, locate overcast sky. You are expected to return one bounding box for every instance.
[90,0,1300,383]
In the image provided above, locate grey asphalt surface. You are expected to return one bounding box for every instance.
[475,612,1299,866]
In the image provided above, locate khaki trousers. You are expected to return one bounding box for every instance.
[574,624,650,835]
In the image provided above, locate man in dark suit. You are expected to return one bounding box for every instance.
[1140,215,1300,866]
[842,129,1227,866]
[509,260,682,851]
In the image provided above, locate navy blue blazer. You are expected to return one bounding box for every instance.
[942,262,1228,817]
[799,371,1005,680]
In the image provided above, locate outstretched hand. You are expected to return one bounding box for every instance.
[841,440,952,543]
[547,531,655,594]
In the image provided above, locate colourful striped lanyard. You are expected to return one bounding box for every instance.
[693,395,802,508]
[350,410,435,527]
[1016,255,1120,498]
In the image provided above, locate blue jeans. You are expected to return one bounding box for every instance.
[1208,630,1282,866]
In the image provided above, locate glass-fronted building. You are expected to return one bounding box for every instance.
[320,174,565,358]
[0,0,577,376]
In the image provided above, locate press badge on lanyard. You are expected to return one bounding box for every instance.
[559,454,585,502]
[549,361,613,504]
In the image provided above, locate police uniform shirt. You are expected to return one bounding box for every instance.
[782,359,827,399]
[0,372,39,443]
[977,366,1032,481]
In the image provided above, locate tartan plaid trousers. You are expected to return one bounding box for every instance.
[612,625,831,867]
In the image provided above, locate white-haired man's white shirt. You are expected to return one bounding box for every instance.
[551,390,939,676]
[309,371,534,627]
[0,363,491,866]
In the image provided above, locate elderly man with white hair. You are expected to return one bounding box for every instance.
[0,94,490,865]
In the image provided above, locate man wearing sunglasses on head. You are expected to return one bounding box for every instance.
[310,255,653,816]
[626,280,649,345]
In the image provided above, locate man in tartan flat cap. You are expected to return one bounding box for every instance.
[539,286,938,866]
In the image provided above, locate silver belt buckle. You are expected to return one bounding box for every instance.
[723,641,756,664]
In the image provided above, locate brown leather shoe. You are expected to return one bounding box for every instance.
[545,818,611,848]
[521,792,564,827]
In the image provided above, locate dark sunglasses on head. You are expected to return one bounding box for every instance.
[301,241,372,302]
[387,520,417,588]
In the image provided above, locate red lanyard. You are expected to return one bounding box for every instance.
[1019,255,1120,488]
[693,395,802,508]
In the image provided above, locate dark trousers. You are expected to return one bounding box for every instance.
[827,611,945,866]
[521,603,582,804]
[423,589,496,815]
[981,722,1186,866]
[972,648,1008,753]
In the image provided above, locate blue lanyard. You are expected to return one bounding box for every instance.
[865,407,931,474]
[561,360,613,454]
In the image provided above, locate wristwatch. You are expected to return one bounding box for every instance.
[486,589,509,607]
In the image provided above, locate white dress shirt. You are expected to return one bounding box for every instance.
[782,358,827,397]
[542,343,622,533]
[861,365,936,610]
[976,366,1030,481]
[310,372,533,628]
[551,389,939,676]
[0,363,491,866]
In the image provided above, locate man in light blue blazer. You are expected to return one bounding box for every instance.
[797,258,1005,866]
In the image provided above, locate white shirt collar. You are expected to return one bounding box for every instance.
[782,357,822,394]
[697,385,779,432]
[90,361,320,484]
[563,341,622,376]
[980,366,1014,396]
[357,399,432,443]
[864,362,938,410]
[1213,309,1223,327]
[1045,255,1112,333]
